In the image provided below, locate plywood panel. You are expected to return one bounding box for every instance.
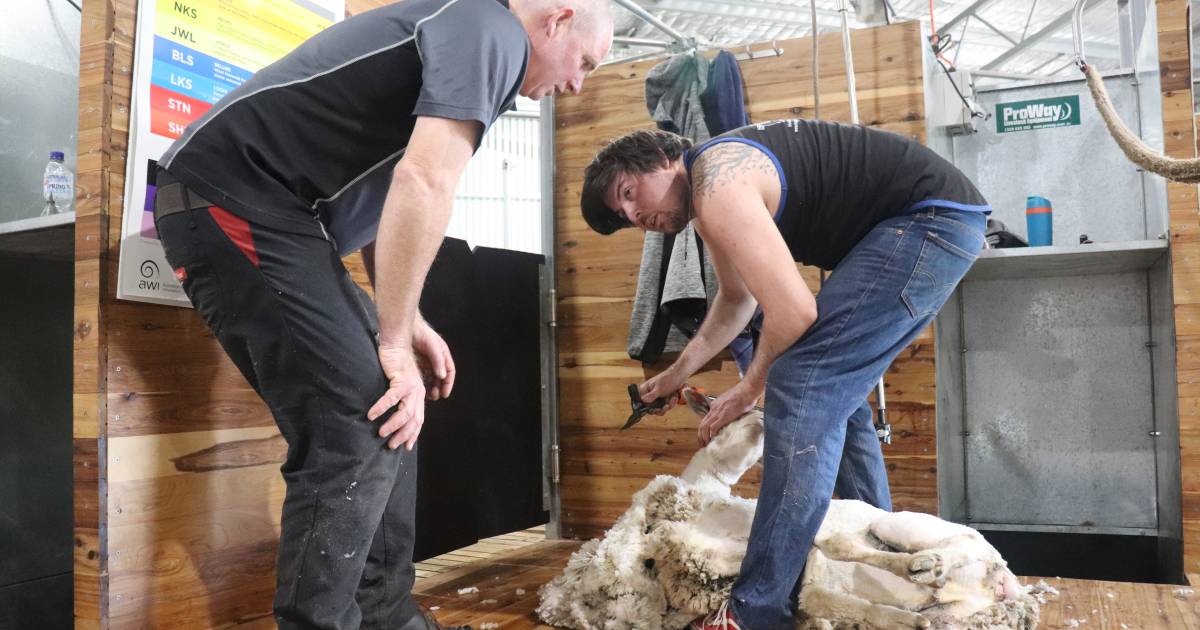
[1160,0,1200,576]
[554,22,936,538]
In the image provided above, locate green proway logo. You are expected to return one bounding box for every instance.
[995,95,1080,133]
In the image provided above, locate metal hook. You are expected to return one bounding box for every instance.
[1070,0,1087,72]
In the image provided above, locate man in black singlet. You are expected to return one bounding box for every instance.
[580,120,989,630]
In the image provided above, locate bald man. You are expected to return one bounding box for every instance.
[152,1,612,628]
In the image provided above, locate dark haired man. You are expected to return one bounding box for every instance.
[581,119,989,630]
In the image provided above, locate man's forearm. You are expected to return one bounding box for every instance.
[672,290,757,377]
[740,311,814,392]
[362,242,434,333]
[374,169,454,348]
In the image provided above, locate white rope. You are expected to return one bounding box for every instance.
[1083,63,1200,184]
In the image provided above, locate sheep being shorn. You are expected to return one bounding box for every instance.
[537,387,1044,629]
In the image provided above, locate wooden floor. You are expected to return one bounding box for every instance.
[413,541,1200,629]
[415,526,547,579]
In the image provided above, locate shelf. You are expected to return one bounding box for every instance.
[964,239,1168,282]
[0,212,75,261]
[968,522,1159,537]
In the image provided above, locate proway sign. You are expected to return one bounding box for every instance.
[995,95,1080,133]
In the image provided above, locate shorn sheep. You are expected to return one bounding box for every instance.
[538,387,1043,629]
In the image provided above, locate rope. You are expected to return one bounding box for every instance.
[1083,63,1200,184]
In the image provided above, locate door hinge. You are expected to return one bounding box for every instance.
[550,444,561,484]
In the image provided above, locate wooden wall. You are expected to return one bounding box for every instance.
[1159,0,1200,580]
[553,22,938,539]
[73,0,384,627]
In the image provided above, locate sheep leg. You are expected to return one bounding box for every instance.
[868,510,982,553]
[818,533,946,586]
[798,584,930,629]
[680,415,764,487]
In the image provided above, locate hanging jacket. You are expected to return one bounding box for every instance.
[627,50,752,365]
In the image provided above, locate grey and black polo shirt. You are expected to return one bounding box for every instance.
[160,0,530,255]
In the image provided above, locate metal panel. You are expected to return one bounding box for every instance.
[448,113,543,254]
[1149,254,1184,581]
[959,270,1157,529]
[0,256,74,589]
[0,573,72,630]
[539,96,562,539]
[0,61,78,225]
[952,73,1150,244]
[0,0,79,225]
[1132,0,1169,241]
[935,289,968,522]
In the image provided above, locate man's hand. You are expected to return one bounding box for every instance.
[639,366,688,415]
[368,344,427,450]
[412,321,455,400]
[698,381,762,446]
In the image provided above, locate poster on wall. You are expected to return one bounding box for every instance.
[117,0,343,306]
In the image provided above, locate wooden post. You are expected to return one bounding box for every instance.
[1157,0,1200,581]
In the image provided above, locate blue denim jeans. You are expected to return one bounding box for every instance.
[729,208,986,629]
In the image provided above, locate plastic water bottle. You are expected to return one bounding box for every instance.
[42,151,74,216]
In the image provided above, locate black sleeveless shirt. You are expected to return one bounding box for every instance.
[684,120,989,270]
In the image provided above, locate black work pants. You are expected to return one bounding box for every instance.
[154,173,428,630]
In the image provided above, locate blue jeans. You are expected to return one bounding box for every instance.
[729,208,986,629]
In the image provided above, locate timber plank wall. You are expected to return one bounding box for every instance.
[1160,0,1200,577]
[72,1,387,627]
[553,22,937,539]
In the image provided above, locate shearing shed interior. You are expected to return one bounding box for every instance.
[2,0,1200,628]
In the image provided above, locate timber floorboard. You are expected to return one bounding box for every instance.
[413,541,1200,629]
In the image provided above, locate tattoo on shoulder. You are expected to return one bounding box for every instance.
[692,143,778,200]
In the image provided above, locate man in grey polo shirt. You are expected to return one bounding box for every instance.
[152,1,612,628]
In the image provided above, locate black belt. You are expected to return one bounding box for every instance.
[154,177,213,221]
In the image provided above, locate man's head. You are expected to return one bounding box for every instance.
[511,0,613,99]
[581,129,694,235]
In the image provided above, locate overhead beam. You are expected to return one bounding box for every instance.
[981,0,1106,71]
[625,13,820,37]
[654,0,844,30]
[973,13,1019,46]
[937,0,1001,38]
[611,0,689,44]
[613,36,672,48]
[967,35,1121,61]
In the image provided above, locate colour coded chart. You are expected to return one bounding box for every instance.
[149,0,338,140]
[119,0,342,306]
